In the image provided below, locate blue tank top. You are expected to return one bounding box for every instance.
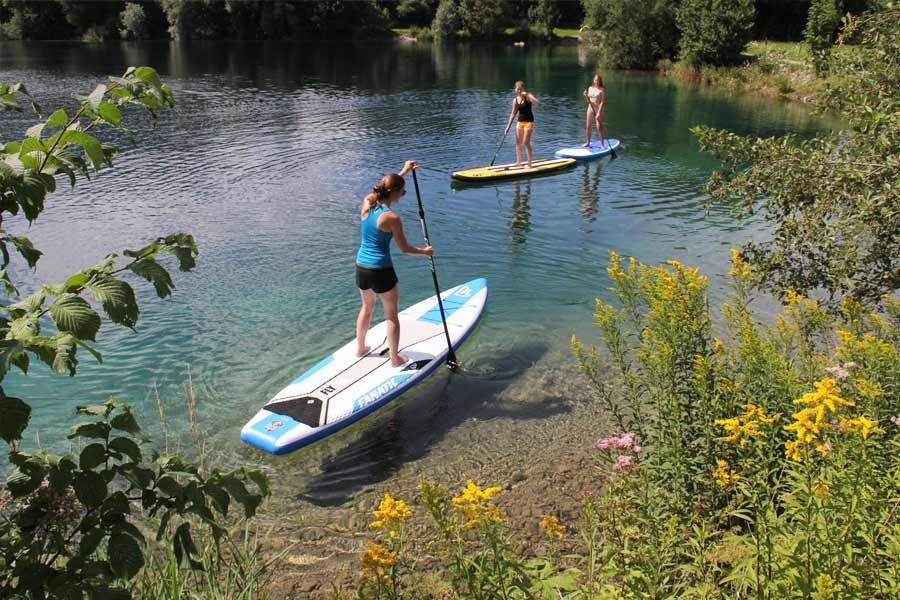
[356,204,393,268]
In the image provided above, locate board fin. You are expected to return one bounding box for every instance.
[266,397,324,427]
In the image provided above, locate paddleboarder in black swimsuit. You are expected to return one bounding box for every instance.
[503,80,540,168]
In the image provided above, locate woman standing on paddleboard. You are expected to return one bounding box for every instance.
[504,80,539,168]
[356,160,433,368]
[583,74,606,148]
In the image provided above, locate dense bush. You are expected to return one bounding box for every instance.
[458,0,506,39]
[0,68,270,598]
[693,9,900,307]
[339,252,900,598]
[119,2,149,40]
[432,0,461,37]
[0,0,69,40]
[804,0,843,75]
[677,0,756,66]
[581,0,680,69]
[528,0,560,39]
[397,0,438,27]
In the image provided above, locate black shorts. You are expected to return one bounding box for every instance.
[356,265,398,294]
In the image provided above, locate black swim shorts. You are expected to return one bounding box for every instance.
[356,265,398,294]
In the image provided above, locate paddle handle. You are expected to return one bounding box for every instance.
[411,169,460,371]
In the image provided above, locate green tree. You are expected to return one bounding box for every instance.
[692,9,900,307]
[581,0,680,69]
[805,0,843,75]
[0,68,268,598]
[159,0,229,39]
[432,0,461,37]
[529,0,560,38]
[0,0,69,40]
[59,0,125,41]
[459,0,506,38]
[397,0,437,26]
[677,0,755,65]
[119,2,149,39]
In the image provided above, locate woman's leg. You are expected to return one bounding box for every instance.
[584,106,593,146]
[523,126,533,167]
[356,288,376,356]
[379,285,409,367]
[514,125,524,165]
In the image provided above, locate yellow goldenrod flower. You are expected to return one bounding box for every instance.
[713,459,740,487]
[838,416,880,440]
[793,378,854,413]
[811,480,830,497]
[369,493,412,535]
[855,378,884,403]
[452,480,505,530]
[728,248,751,279]
[784,379,856,461]
[539,514,565,540]
[360,541,397,579]
[715,404,781,447]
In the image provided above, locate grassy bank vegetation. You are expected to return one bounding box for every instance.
[657,39,857,102]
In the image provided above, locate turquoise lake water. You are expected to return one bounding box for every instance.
[1,41,833,504]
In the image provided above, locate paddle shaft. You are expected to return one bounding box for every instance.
[410,169,460,371]
[489,125,511,167]
[587,98,616,157]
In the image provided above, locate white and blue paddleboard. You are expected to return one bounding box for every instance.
[554,138,621,160]
[241,278,487,455]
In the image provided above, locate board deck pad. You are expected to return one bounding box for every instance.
[452,158,576,181]
[554,138,621,160]
[241,278,488,454]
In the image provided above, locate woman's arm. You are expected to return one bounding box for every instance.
[381,213,433,256]
[361,193,376,217]
[397,160,417,177]
[528,92,540,106]
[504,98,518,133]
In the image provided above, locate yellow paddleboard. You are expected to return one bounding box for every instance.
[451,157,576,182]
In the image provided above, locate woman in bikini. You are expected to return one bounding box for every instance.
[504,80,540,168]
[355,160,433,368]
[583,73,606,148]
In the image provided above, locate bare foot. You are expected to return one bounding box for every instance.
[356,345,370,357]
[583,142,590,147]
[391,354,410,368]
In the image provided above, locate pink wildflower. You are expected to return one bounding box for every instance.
[632,445,643,454]
[844,362,858,370]
[824,365,850,380]
[617,432,636,448]
[889,415,900,428]
[596,436,614,450]
[613,455,635,471]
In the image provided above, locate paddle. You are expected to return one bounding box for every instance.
[489,124,512,167]
[411,168,461,372]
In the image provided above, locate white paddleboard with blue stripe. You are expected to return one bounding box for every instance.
[554,138,621,160]
[241,278,487,455]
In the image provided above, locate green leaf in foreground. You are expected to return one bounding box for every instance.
[49,294,101,341]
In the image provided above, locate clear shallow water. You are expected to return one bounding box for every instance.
[1,41,832,505]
